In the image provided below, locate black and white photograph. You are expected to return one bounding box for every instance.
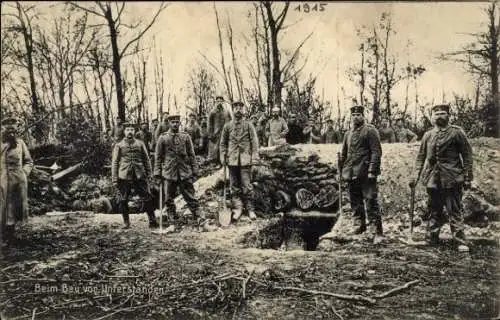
[0,1,499,319]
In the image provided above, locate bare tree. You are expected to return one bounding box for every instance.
[2,2,42,114]
[68,1,167,122]
[440,0,499,136]
[186,64,219,117]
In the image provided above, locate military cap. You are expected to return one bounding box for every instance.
[271,106,280,112]
[326,118,334,123]
[1,116,19,125]
[167,114,181,121]
[431,104,450,113]
[122,122,136,129]
[350,105,364,114]
[188,112,196,117]
[215,96,224,101]
[232,101,244,107]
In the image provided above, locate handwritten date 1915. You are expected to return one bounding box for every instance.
[294,3,327,13]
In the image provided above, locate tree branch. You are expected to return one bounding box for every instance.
[119,2,167,58]
[66,2,105,17]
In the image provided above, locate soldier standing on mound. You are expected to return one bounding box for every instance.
[340,106,384,244]
[409,104,473,252]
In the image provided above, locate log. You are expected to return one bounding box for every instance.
[285,211,338,219]
[295,188,315,210]
[51,161,84,182]
[274,190,291,211]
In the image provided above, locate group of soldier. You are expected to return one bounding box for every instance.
[1,98,474,252]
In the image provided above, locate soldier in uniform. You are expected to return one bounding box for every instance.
[322,119,341,144]
[154,112,170,144]
[185,113,203,154]
[340,106,384,244]
[207,96,232,166]
[220,101,260,220]
[135,122,153,151]
[154,114,204,222]
[378,117,396,143]
[1,116,33,244]
[285,112,304,145]
[113,117,125,143]
[394,117,418,142]
[111,122,158,229]
[303,117,322,144]
[409,104,473,252]
[265,107,289,147]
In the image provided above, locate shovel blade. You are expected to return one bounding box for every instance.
[219,208,232,227]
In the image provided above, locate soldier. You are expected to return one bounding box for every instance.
[185,113,203,154]
[394,117,418,142]
[200,116,209,157]
[136,122,153,151]
[207,96,232,166]
[113,117,125,142]
[378,117,396,143]
[111,122,158,229]
[409,104,473,252]
[303,117,322,144]
[154,114,203,222]
[220,101,260,220]
[154,112,170,144]
[285,112,304,145]
[265,107,289,147]
[1,116,33,245]
[340,106,384,244]
[322,119,341,144]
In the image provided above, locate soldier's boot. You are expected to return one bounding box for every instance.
[454,230,469,252]
[232,198,243,221]
[2,225,16,246]
[147,211,159,229]
[351,218,367,235]
[244,200,257,220]
[369,219,384,245]
[122,213,131,229]
[192,207,207,226]
[426,229,440,246]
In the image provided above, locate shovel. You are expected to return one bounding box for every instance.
[218,164,232,227]
[399,184,425,246]
[152,181,172,235]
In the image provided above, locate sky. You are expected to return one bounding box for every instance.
[1,1,492,119]
[126,1,489,117]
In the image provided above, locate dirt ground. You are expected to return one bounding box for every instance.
[1,212,498,320]
[2,139,499,319]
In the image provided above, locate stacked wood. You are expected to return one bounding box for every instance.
[252,145,340,215]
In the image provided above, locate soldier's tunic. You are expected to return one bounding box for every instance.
[154,129,200,217]
[111,138,156,225]
[219,118,260,212]
[340,122,383,230]
[0,138,33,229]
[378,127,396,143]
[207,107,232,163]
[322,127,341,144]
[154,121,170,144]
[265,117,288,147]
[395,128,418,142]
[414,125,473,237]
[185,121,203,154]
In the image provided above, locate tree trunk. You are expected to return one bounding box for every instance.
[104,5,126,122]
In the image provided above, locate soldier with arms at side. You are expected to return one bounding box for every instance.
[154,114,204,223]
[207,96,232,167]
[220,101,260,221]
[378,117,396,143]
[394,117,418,142]
[111,122,158,229]
[409,104,473,252]
[1,116,33,245]
[265,107,288,147]
[340,106,384,244]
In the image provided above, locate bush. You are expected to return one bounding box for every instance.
[56,109,112,174]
